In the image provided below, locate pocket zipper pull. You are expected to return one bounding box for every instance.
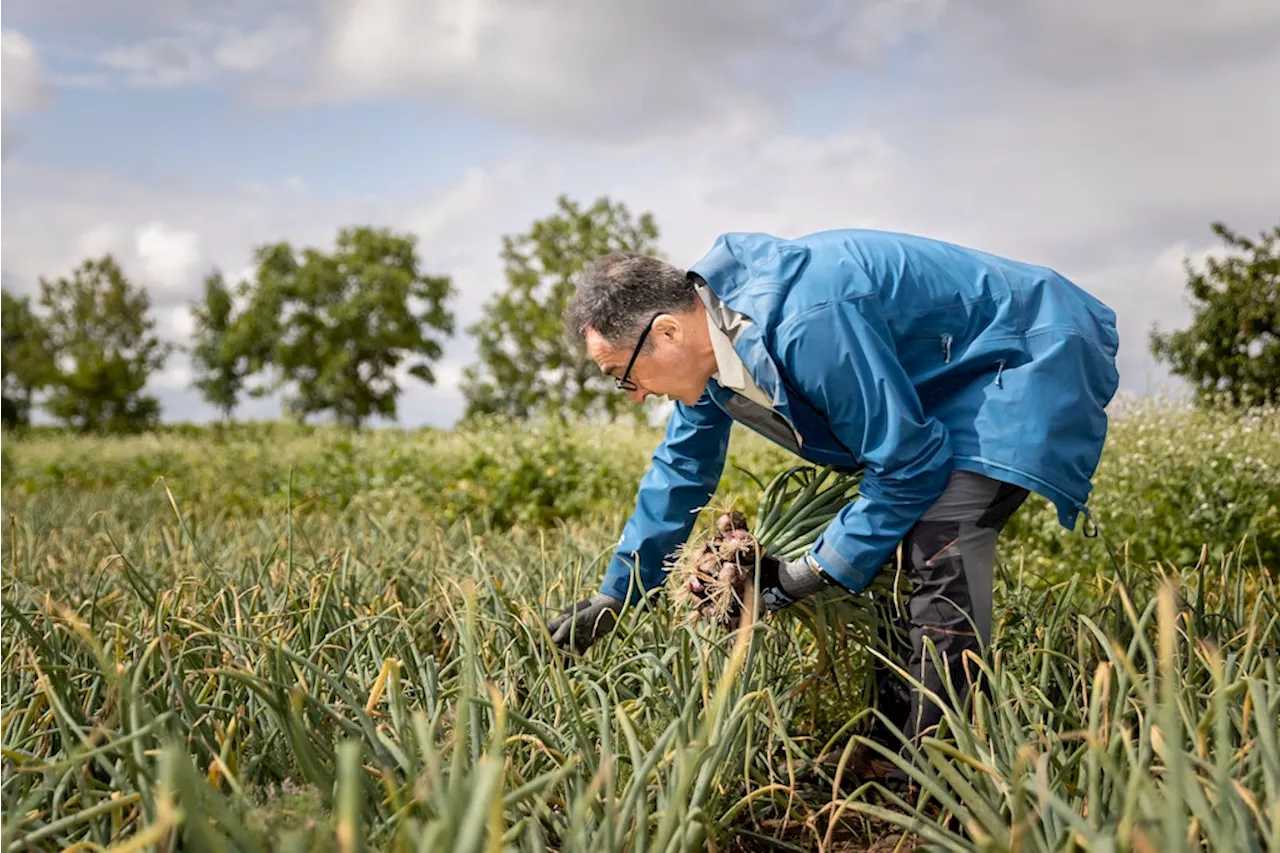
[941,335,953,364]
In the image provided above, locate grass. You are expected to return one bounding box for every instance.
[1,397,1277,851]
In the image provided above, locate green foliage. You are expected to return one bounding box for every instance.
[848,558,1278,852]
[0,435,11,481]
[2,422,1276,850]
[1150,220,1280,407]
[1003,396,1280,574]
[1,288,55,429]
[34,255,171,433]
[230,226,455,427]
[443,416,673,528]
[6,400,1276,576]
[189,270,245,423]
[461,194,661,422]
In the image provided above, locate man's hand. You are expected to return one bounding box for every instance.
[746,551,807,613]
[547,593,624,654]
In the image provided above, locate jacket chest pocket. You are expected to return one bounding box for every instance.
[889,294,1013,374]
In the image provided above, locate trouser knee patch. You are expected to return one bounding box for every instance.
[906,520,972,630]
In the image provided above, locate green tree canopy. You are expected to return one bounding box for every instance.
[189,270,244,423]
[230,226,455,428]
[461,194,662,422]
[1150,221,1279,407]
[1,289,55,429]
[37,255,171,433]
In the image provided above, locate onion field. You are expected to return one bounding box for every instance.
[2,399,1278,851]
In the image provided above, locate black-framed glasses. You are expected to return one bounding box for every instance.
[615,314,662,392]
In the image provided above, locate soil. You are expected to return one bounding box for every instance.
[722,751,925,852]
[725,813,922,853]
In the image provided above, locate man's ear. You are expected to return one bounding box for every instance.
[652,313,683,345]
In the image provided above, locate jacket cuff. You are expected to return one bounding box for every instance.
[599,556,648,605]
[809,541,874,593]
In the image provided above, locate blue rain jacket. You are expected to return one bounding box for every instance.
[598,229,1121,604]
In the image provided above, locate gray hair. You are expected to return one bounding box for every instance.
[563,252,697,351]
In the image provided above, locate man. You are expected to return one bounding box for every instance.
[548,227,1120,769]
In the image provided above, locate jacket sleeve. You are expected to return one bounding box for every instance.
[599,391,733,604]
[778,295,954,592]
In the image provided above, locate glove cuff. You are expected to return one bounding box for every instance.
[759,554,832,611]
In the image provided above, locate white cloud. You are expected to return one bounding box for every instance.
[136,223,202,291]
[26,0,1278,142]
[960,0,1280,79]
[99,36,212,87]
[8,0,263,32]
[76,224,127,261]
[2,29,53,156]
[304,0,948,137]
[406,164,527,241]
[2,30,51,112]
[3,1,1277,426]
[213,17,310,72]
[842,0,951,65]
[8,92,1272,428]
[161,304,196,340]
[26,7,314,93]
[151,359,193,391]
[20,1,895,129]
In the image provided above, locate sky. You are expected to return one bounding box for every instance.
[2,0,1278,428]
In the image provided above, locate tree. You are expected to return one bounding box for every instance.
[37,255,171,433]
[461,194,661,421]
[1150,221,1280,407]
[231,226,455,428]
[1,289,55,429]
[189,270,244,423]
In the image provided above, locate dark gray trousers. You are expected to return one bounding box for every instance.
[875,470,1029,752]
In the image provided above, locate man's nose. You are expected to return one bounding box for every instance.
[628,387,648,404]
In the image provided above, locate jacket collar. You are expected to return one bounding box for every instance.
[689,234,811,422]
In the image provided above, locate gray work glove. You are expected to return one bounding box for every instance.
[758,552,832,611]
[547,593,624,654]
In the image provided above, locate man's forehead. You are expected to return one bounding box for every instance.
[585,328,617,354]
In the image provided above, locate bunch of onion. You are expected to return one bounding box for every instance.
[671,464,907,631]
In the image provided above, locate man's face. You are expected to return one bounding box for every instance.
[586,315,710,407]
